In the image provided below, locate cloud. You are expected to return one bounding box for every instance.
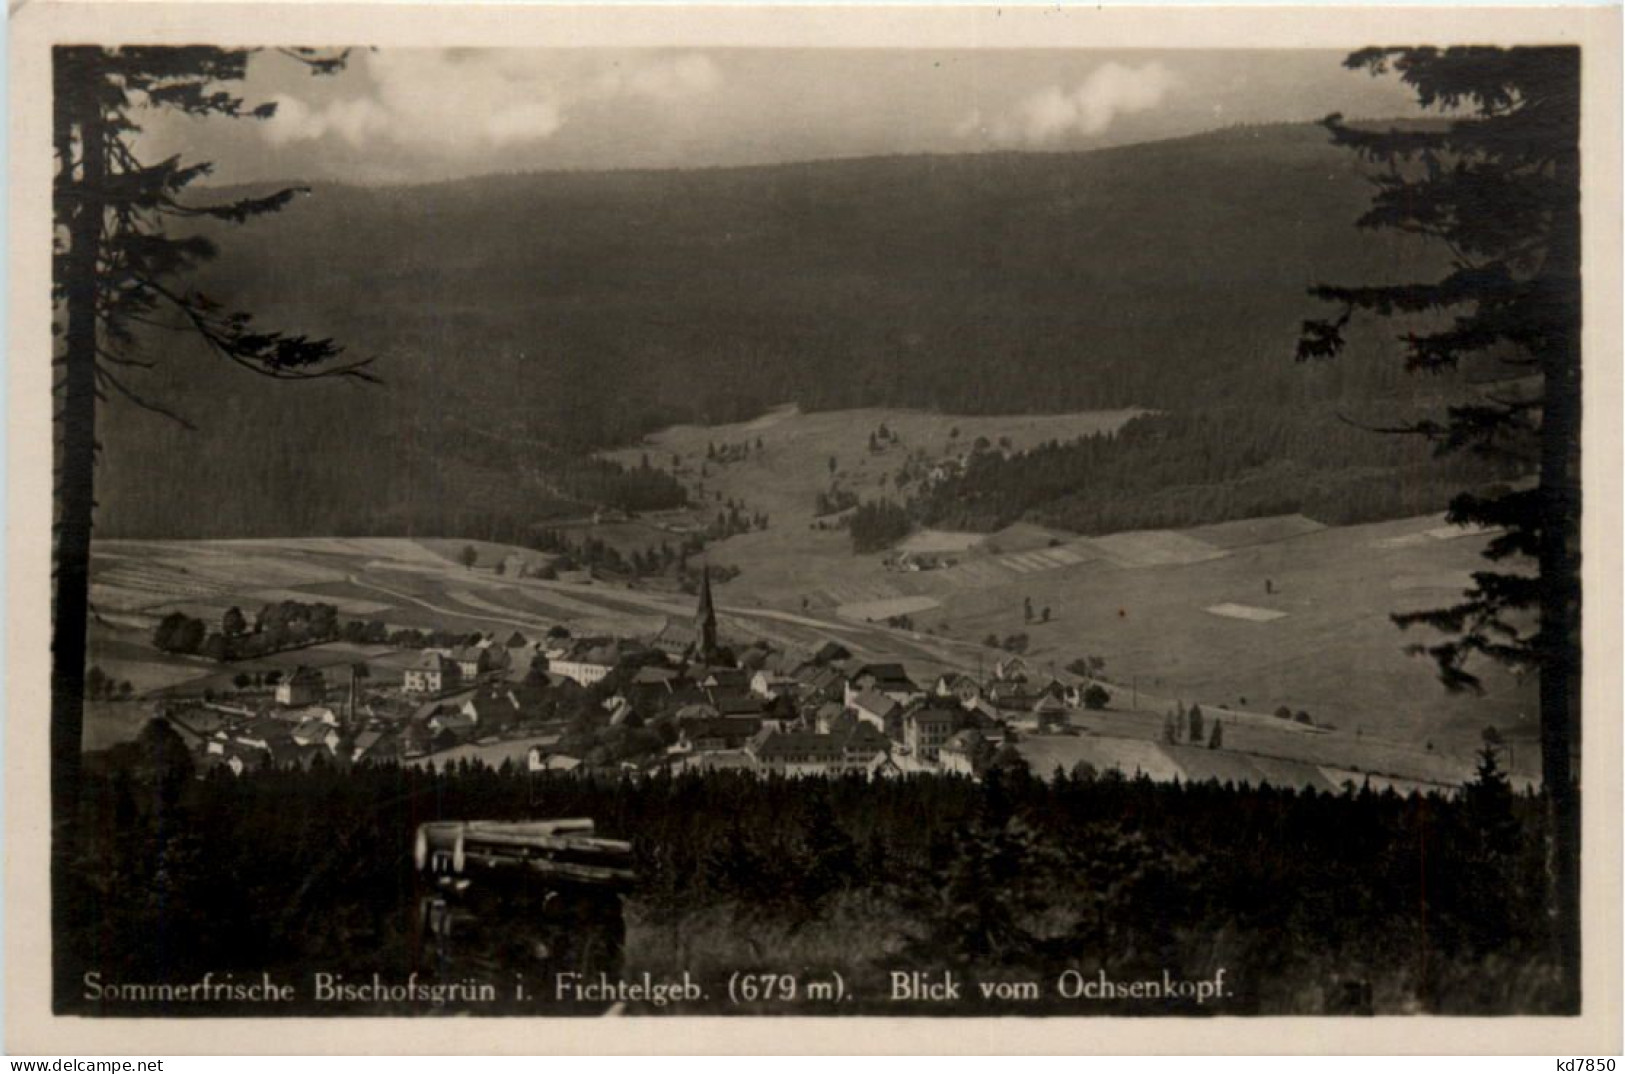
[966,62,1178,147]
[596,53,722,100]
[262,50,721,155]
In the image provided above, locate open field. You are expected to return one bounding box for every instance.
[896,529,985,555]
[602,405,1146,543]
[898,511,1537,762]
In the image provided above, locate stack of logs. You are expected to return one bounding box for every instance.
[414,819,635,891]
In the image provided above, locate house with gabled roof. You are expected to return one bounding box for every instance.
[462,687,521,733]
[796,664,847,704]
[993,655,1032,683]
[1034,693,1071,732]
[404,652,459,695]
[850,688,901,736]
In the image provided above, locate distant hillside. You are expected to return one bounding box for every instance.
[97,122,1451,538]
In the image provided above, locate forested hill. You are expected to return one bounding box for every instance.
[99,122,1449,538]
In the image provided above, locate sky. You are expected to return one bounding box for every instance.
[135,48,1428,185]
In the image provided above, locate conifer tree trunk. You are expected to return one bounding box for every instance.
[53,48,105,1010]
[1539,155,1582,1006]
[53,52,103,835]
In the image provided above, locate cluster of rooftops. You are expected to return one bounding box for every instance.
[161,579,1090,780]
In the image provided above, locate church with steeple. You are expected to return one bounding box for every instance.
[650,564,723,664]
[693,564,719,662]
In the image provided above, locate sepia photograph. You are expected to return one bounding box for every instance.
[7,1,1622,1055]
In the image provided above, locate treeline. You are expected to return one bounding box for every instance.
[849,499,913,553]
[556,454,688,514]
[62,731,1563,1016]
[153,600,344,661]
[151,600,495,666]
[911,407,1525,534]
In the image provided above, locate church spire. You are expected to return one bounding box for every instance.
[694,564,718,660]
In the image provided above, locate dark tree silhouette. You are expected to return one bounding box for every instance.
[1297,46,1580,1002]
[52,46,370,1002]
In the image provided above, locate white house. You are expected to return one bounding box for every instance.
[404,652,459,695]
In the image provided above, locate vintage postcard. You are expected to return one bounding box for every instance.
[6,1,1622,1056]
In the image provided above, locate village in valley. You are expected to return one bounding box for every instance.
[147,566,1102,785]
